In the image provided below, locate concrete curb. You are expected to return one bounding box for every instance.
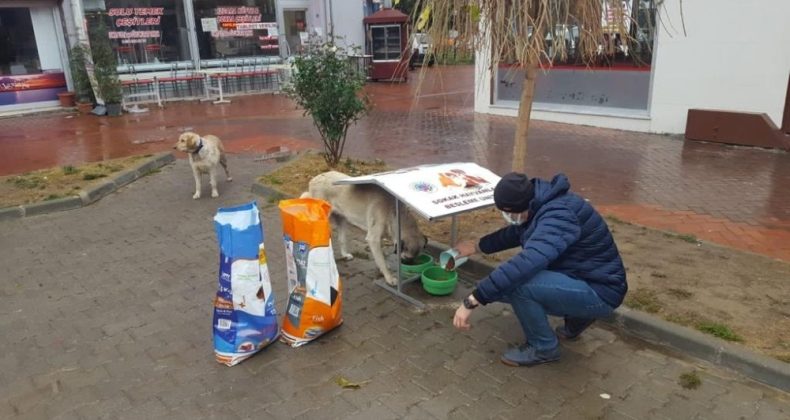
[251,180,290,203]
[0,153,174,221]
[0,206,24,222]
[424,241,790,391]
[249,179,790,391]
[24,196,83,216]
[608,307,790,391]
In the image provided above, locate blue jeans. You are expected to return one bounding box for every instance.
[499,270,614,351]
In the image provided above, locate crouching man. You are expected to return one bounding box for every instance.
[453,172,627,366]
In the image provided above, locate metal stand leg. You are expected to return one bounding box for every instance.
[213,76,231,104]
[200,74,211,102]
[450,215,458,246]
[374,198,426,308]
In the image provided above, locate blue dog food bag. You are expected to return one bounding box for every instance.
[213,202,278,366]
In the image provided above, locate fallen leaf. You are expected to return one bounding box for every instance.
[335,376,369,389]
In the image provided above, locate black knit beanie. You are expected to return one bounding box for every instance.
[493,172,534,213]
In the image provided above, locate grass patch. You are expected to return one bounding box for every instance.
[624,288,663,314]
[143,168,161,176]
[9,176,46,189]
[665,311,701,327]
[663,232,699,244]
[664,312,742,342]
[97,163,123,172]
[697,322,742,342]
[650,272,668,279]
[678,234,699,243]
[263,175,283,185]
[257,152,389,198]
[82,173,107,181]
[62,165,79,175]
[0,155,154,208]
[678,371,702,390]
[605,215,625,225]
[666,288,693,299]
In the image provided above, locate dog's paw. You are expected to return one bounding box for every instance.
[192,193,201,199]
[341,253,354,261]
[384,276,398,287]
[211,191,219,198]
[226,177,233,182]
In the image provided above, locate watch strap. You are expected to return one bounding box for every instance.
[463,296,479,309]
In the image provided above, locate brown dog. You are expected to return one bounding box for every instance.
[173,132,232,199]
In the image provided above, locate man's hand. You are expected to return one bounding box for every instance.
[453,305,473,330]
[455,239,478,257]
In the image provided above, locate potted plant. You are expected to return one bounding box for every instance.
[57,91,76,107]
[68,44,95,114]
[89,19,123,116]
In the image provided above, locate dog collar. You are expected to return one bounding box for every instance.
[192,138,204,155]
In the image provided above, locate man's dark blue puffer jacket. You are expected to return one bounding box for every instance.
[472,173,627,308]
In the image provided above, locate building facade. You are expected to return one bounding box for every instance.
[0,1,72,112]
[0,0,387,114]
[474,0,790,134]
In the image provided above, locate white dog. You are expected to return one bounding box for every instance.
[301,171,427,286]
[173,132,232,199]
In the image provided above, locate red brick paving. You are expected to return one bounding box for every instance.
[1,65,789,261]
[600,204,790,261]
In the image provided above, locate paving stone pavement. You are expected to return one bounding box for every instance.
[0,156,788,420]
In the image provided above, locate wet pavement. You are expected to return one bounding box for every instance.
[1,65,789,260]
[1,156,787,419]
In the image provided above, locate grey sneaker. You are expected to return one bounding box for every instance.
[500,344,560,367]
[555,317,596,341]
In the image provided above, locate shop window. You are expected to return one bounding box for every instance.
[0,8,41,76]
[83,0,190,66]
[192,0,278,60]
[494,0,657,111]
[370,25,402,61]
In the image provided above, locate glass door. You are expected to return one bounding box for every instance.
[283,9,306,56]
[369,24,401,61]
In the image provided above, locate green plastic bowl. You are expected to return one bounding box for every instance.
[421,266,458,296]
[400,253,434,275]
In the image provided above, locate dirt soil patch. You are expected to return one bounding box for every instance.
[0,155,151,208]
[259,152,790,363]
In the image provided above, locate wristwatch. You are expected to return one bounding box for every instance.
[463,295,479,309]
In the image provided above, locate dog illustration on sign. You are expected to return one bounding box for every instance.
[438,169,488,189]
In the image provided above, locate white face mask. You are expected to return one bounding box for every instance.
[501,211,523,225]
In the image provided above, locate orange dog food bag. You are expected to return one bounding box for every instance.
[278,198,343,347]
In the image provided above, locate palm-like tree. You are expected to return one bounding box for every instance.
[414,0,669,172]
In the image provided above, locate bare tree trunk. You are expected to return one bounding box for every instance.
[511,62,539,173]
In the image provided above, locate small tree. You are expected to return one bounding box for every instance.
[285,41,370,167]
[88,18,122,105]
[68,44,95,104]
